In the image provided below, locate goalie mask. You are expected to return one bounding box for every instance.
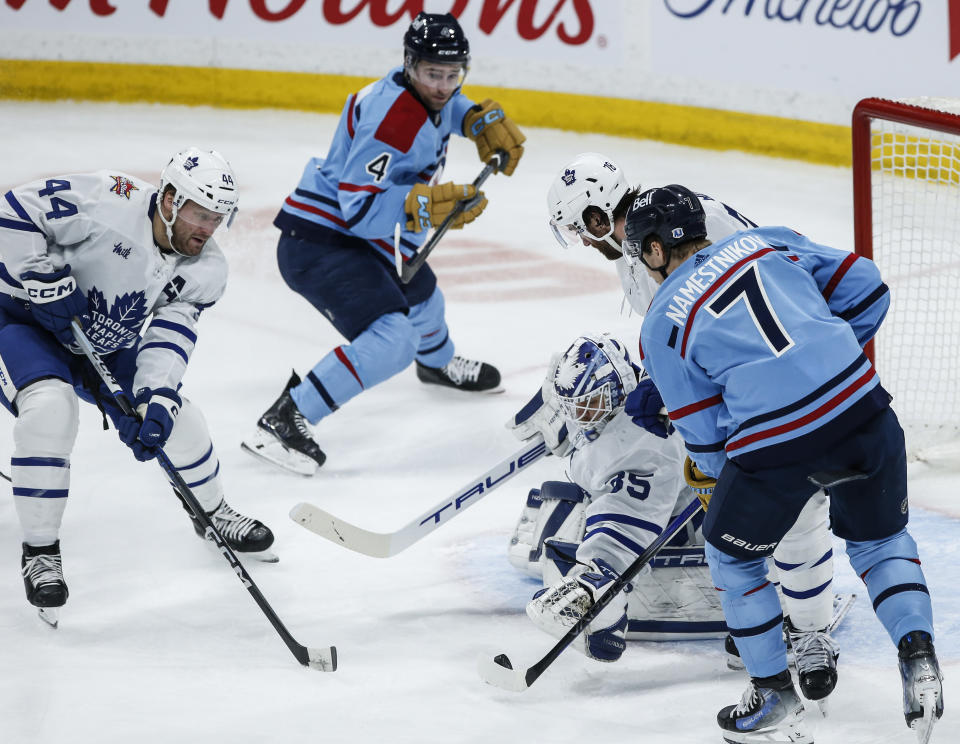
[157,147,239,256]
[547,153,630,253]
[552,333,640,442]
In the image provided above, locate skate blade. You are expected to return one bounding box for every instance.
[37,607,59,628]
[721,710,812,744]
[241,431,318,477]
[910,690,939,744]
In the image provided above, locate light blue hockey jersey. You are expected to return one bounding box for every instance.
[639,226,891,477]
[274,67,475,265]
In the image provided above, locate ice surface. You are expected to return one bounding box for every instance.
[0,102,956,744]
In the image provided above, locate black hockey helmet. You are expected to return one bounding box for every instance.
[622,184,706,276]
[403,12,470,68]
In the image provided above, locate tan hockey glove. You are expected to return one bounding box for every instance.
[684,456,716,511]
[463,99,525,176]
[404,181,488,233]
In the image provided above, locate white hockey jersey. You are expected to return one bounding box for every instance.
[567,408,691,576]
[0,171,227,395]
[615,193,757,315]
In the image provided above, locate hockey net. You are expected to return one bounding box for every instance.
[852,97,960,460]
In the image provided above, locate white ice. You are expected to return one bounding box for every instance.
[0,102,957,744]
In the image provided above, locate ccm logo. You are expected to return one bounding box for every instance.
[26,277,76,303]
[720,533,778,552]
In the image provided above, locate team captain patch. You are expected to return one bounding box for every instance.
[374,90,428,153]
[109,176,139,199]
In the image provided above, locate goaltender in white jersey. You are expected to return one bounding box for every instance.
[0,149,275,627]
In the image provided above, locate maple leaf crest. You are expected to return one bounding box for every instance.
[109,291,148,328]
[554,355,587,395]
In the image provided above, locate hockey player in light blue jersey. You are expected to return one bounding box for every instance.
[0,148,276,627]
[242,11,526,476]
[624,185,943,744]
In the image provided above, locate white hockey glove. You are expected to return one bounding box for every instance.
[526,558,628,663]
[506,360,571,457]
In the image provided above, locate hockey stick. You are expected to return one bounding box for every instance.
[477,496,704,692]
[396,149,508,284]
[290,434,547,558]
[70,320,336,672]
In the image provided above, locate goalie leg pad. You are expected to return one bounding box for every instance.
[507,480,588,578]
[12,379,78,545]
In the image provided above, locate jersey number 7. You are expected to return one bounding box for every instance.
[706,263,794,356]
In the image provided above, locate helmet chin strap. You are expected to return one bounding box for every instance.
[640,248,671,282]
[157,197,187,256]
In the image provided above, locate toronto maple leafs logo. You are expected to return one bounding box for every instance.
[85,287,149,353]
[553,353,588,397]
[561,169,576,186]
[109,176,139,200]
[183,156,199,171]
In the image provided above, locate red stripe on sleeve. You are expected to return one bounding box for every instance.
[374,90,427,153]
[822,253,859,302]
[669,394,723,420]
[338,182,383,193]
[346,94,357,139]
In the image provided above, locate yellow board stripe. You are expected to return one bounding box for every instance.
[0,59,850,166]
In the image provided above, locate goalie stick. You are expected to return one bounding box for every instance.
[290,435,547,558]
[394,150,508,284]
[70,319,336,672]
[477,496,704,692]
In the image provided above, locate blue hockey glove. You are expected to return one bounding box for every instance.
[117,388,180,462]
[20,265,92,346]
[624,376,674,438]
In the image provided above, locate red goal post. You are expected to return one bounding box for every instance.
[852,97,960,458]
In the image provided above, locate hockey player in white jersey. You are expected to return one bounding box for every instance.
[509,333,725,663]
[0,148,275,626]
[510,155,846,703]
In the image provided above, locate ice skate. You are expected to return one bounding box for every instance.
[898,631,943,744]
[241,371,326,476]
[186,497,278,563]
[717,670,812,744]
[416,355,503,393]
[22,541,69,629]
[788,620,839,710]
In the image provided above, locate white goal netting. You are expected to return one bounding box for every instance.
[853,97,960,459]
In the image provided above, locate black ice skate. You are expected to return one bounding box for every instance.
[22,541,69,628]
[416,355,503,393]
[717,670,811,744]
[898,631,943,744]
[183,495,278,563]
[241,371,326,476]
[787,619,839,703]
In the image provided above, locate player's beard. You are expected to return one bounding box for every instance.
[170,220,211,257]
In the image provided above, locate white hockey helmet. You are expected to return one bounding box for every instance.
[546,153,630,252]
[551,332,640,442]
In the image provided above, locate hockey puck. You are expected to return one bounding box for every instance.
[493,653,513,670]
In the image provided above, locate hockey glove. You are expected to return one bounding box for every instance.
[624,375,674,438]
[117,388,181,462]
[404,181,487,233]
[20,265,92,347]
[684,456,716,510]
[463,99,525,176]
[506,361,571,458]
[526,558,628,663]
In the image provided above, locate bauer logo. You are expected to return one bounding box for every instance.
[418,440,547,527]
[720,533,778,552]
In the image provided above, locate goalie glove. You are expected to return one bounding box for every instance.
[462,99,525,176]
[684,456,716,510]
[506,358,571,457]
[526,558,628,662]
[404,181,488,233]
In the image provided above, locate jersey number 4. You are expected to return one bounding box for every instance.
[365,153,391,183]
[38,179,78,220]
[707,263,794,356]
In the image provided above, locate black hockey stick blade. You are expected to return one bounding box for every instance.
[70,319,337,672]
[399,149,508,284]
[478,497,704,691]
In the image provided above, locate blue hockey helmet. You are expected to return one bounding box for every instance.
[552,333,640,442]
[622,184,706,276]
[403,12,470,68]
